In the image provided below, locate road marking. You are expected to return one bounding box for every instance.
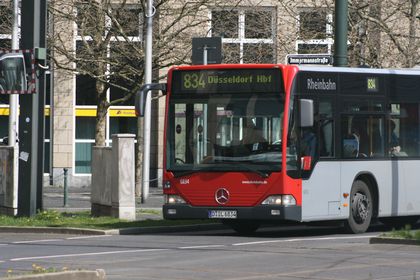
[12,239,62,244]
[66,235,113,240]
[179,245,226,249]
[10,248,168,262]
[232,235,378,246]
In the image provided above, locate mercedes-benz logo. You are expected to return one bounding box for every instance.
[215,188,230,204]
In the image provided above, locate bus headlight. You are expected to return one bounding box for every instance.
[261,195,296,206]
[281,195,296,206]
[165,194,186,204]
[261,195,282,205]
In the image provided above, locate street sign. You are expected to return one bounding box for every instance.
[286,54,333,65]
[192,37,222,65]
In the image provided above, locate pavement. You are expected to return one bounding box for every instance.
[28,185,225,235]
[42,185,165,221]
[2,186,419,246]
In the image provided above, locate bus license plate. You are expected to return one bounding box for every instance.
[208,210,237,219]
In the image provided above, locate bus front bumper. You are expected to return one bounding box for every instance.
[163,204,301,222]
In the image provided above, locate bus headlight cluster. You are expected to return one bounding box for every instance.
[261,195,296,206]
[165,194,186,204]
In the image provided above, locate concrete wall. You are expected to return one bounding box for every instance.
[0,146,15,215]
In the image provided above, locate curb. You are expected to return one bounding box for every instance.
[0,269,106,280]
[0,226,108,235]
[370,237,420,246]
[0,223,226,236]
[108,223,226,235]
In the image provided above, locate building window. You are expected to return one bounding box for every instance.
[296,9,333,54]
[74,5,142,174]
[210,7,276,64]
[75,115,96,174]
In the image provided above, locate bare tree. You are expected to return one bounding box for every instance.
[49,0,245,194]
[349,0,419,67]
[50,0,147,146]
[269,0,418,68]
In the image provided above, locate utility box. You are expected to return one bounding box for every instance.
[91,134,136,220]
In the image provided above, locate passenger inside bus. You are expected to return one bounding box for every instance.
[301,127,317,158]
[241,121,267,145]
[343,119,367,158]
[389,119,402,155]
[240,120,268,153]
[353,120,369,157]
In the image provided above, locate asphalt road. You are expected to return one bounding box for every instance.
[1,224,420,280]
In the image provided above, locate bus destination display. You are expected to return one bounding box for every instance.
[172,68,282,94]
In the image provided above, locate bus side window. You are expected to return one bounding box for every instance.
[390,103,419,157]
[342,116,362,158]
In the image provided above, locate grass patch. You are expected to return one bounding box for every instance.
[4,264,79,278]
[0,210,215,230]
[381,225,420,241]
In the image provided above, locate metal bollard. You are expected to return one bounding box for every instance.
[63,168,68,207]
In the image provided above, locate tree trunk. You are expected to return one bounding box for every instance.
[135,117,144,196]
[95,79,107,147]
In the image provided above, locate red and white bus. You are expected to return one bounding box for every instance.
[137,64,420,234]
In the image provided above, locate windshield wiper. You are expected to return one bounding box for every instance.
[171,163,270,178]
[172,170,199,178]
[229,162,270,178]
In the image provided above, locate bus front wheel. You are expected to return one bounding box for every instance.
[345,180,373,234]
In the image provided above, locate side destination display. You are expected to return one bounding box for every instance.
[171,68,282,94]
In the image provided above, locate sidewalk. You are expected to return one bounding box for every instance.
[43,185,164,220]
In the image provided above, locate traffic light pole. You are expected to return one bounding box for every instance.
[18,0,47,216]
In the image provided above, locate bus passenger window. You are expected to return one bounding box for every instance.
[351,118,368,157]
[389,104,415,157]
[342,115,385,158]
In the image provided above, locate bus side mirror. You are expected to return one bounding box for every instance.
[299,99,314,127]
[135,83,167,117]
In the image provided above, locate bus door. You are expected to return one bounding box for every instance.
[299,96,343,220]
[173,103,209,164]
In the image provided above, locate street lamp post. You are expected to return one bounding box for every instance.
[333,0,348,67]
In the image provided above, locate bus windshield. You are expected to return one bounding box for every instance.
[166,68,289,176]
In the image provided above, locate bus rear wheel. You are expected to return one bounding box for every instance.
[345,180,373,234]
[222,220,260,235]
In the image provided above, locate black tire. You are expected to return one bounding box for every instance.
[344,180,373,234]
[222,220,260,235]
